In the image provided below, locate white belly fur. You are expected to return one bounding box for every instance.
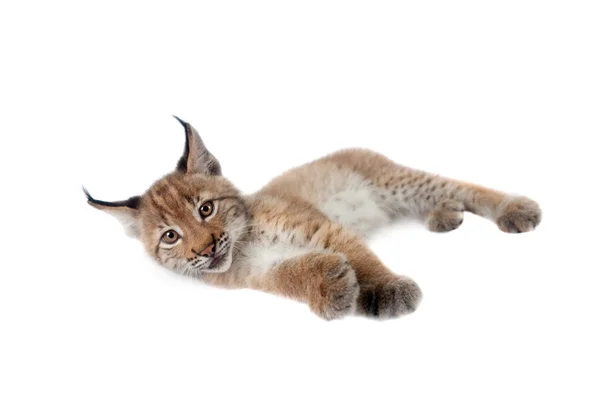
[318,173,390,237]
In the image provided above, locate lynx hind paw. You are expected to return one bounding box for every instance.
[358,276,422,319]
[496,196,542,233]
[426,200,465,232]
[309,255,360,320]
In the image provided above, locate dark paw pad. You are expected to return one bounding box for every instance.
[358,277,422,319]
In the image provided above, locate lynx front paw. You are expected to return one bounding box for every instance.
[426,200,465,232]
[308,255,360,320]
[358,276,422,319]
[496,196,542,233]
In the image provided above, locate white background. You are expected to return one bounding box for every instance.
[1,1,599,399]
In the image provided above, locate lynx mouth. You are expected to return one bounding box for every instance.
[202,243,231,271]
[207,254,225,269]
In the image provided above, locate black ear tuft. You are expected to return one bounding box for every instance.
[172,115,187,127]
[82,186,141,209]
[82,186,94,202]
[173,115,191,173]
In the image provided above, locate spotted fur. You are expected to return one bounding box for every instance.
[85,117,542,320]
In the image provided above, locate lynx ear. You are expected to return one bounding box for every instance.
[173,116,222,176]
[83,187,142,238]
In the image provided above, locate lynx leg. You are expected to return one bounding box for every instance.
[322,149,542,233]
[426,199,465,232]
[248,221,423,319]
[258,252,360,320]
[496,196,542,233]
[322,228,422,319]
[348,256,422,319]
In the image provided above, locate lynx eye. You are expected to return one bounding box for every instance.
[199,201,214,218]
[161,230,180,244]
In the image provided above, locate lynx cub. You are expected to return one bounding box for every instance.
[85,117,541,320]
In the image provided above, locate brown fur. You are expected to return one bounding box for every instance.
[86,118,542,320]
[260,253,359,320]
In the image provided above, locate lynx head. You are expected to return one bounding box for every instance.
[85,117,249,276]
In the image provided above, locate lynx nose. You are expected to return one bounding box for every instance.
[198,243,215,256]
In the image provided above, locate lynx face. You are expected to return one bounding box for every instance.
[85,117,248,277]
[139,173,248,275]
